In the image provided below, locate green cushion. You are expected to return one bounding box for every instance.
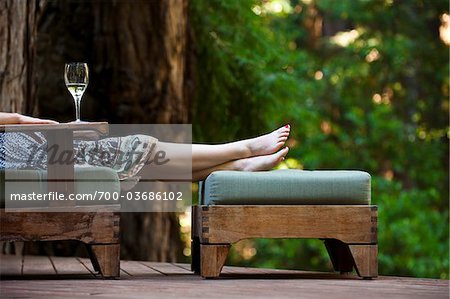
[200,169,371,205]
[0,167,120,207]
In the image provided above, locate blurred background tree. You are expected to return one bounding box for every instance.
[190,0,449,279]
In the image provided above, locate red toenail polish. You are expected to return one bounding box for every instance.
[285,124,289,128]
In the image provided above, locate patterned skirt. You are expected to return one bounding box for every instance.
[0,132,158,185]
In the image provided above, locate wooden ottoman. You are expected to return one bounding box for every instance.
[0,123,121,278]
[191,170,377,279]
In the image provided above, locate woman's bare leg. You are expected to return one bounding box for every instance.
[156,125,290,172]
[192,147,289,181]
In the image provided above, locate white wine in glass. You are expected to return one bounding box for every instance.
[64,63,89,122]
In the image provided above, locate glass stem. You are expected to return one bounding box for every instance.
[74,96,81,122]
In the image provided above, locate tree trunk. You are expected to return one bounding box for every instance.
[0,0,47,255]
[90,0,189,262]
[0,0,45,114]
[92,0,189,124]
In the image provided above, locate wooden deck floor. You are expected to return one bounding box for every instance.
[0,255,448,298]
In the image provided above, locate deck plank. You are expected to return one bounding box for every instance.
[0,255,448,299]
[171,262,191,271]
[22,255,55,276]
[139,261,193,275]
[0,254,22,276]
[76,257,97,275]
[120,269,131,277]
[50,256,93,277]
[120,260,163,277]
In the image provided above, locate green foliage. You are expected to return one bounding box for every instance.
[190,0,449,278]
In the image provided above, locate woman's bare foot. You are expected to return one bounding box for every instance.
[241,125,290,157]
[238,147,289,172]
[191,146,290,181]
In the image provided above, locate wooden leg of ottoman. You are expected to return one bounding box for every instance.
[88,244,120,278]
[200,244,230,278]
[349,244,378,279]
[324,239,354,273]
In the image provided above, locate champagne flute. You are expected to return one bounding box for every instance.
[64,63,89,122]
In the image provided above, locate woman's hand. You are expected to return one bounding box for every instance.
[0,112,58,125]
[16,114,59,124]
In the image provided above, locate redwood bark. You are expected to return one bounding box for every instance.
[0,0,46,255]
[92,0,189,124]
[90,0,189,262]
[0,0,46,114]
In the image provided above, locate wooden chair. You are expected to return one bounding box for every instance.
[0,123,121,278]
[191,170,378,279]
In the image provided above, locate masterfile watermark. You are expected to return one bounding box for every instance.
[9,191,184,202]
[26,142,171,168]
[4,124,192,212]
